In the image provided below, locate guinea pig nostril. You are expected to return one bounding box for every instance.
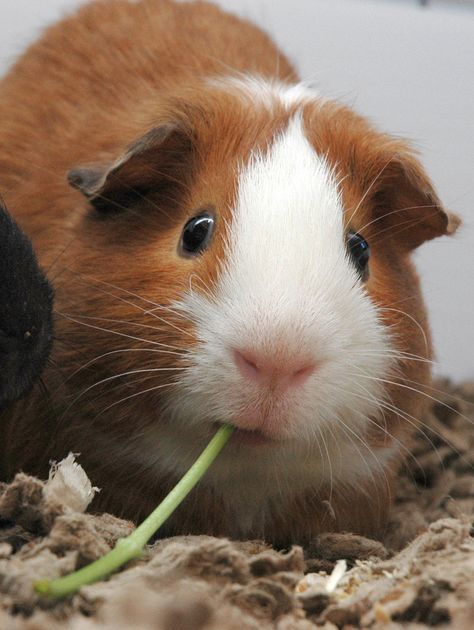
[291,363,316,386]
[234,349,260,379]
[233,348,316,390]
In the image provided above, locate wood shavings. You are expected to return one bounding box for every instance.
[0,380,473,628]
[325,559,347,593]
[44,452,100,514]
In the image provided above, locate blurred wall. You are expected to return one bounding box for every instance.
[0,0,473,380]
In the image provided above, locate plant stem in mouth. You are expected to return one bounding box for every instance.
[34,424,235,599]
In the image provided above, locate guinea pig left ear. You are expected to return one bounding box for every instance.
[371,149,460,250]
[67,123,192,212]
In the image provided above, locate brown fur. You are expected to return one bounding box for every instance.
[0,0,455,545]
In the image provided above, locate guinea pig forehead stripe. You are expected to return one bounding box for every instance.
[220,114,346,291]
[206,75,321,110]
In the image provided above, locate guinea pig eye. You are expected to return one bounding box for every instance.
[347,230,370,278]
[180,212,215,256]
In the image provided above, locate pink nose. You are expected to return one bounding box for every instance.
[233,348,316,391]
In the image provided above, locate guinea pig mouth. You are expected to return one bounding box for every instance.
[210,422,278,447]
[232,428,277,447]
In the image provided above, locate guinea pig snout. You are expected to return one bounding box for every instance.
[233,348,316,393]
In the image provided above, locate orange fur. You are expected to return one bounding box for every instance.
[0,0,455,544]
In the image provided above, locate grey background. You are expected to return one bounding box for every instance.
[0,0,472,380]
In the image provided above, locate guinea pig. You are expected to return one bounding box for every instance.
[0,201,54,408]
[0,0,459,545]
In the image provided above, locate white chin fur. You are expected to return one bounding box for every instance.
[136,111,395,522]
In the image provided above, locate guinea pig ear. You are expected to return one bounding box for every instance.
[67,123,192,212]
[370,149,460,250]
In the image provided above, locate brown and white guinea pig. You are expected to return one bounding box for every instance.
[0,201,54,408]
[0,0,459,544]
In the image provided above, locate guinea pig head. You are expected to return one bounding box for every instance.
[66,83,457,497]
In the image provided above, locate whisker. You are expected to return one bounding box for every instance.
[144,309,194,338]
[341,360,452,463]
[354,347,435,366]
[400,377,474,410]
[59,313,186,351]
[344,369,473,468]
[63,269,197,335]
[92,381,179,421]
[356,203,440,235]
[79,372,172,406]
[143,303,198,326]
[318,422,334,505]
[56,311,180,348]
[335,418,392,513]
[346,155,395,226]
[60,366,186,421]
[343,380,438,483]
[369,209,444,247]
[359,374,473,426]
[67,272,195,331]
[66,346,189,382]
[377,306,429,355]
[185,274,218,303]
[377,399,454,469]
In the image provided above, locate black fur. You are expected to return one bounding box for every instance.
[0,202,54,407]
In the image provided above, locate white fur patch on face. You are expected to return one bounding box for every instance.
[207,74,320,110]
[134,113,394,534]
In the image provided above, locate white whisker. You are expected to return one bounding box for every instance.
[356,203,440,235]
[377,306,429,355]
[67,347,188,382]
[56,311,183,348]
[93,381,179,420]
[59,313,185,351]
[61,366,186,421]
[346,155,395,226]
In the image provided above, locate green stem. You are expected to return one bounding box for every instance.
[34,424,234,599]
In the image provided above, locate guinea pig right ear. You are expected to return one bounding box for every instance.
[67,123,193,212]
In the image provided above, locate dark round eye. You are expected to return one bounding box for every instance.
[180,213,215,256]
[347,230,370,278]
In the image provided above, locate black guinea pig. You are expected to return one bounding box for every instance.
[0,201,54,408]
